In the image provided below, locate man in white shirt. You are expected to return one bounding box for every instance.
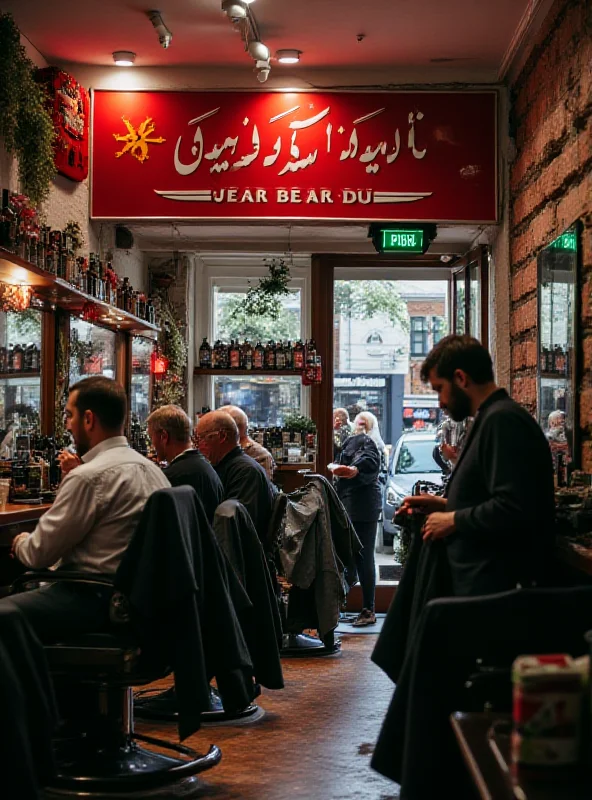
[4,376,170,642]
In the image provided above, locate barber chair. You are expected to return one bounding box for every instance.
[271,484,342,658]
[12,571,221,799]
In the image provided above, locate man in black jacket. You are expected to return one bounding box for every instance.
[147,405,223,523]
[400,334,554,596]
[196,410,277,544]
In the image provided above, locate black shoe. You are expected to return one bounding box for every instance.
[352,608,377,627]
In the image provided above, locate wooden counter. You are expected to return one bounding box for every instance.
[0,502,51,527]
[0,503,51,593]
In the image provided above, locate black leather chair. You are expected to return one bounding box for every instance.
[12,570,221,798]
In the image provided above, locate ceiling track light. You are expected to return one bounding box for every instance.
[222,0,247,22]
[248,40,270,62]
[113,50,136,66]
[147,10,173,49]
[276,49,302,64]
[221,0,270,83]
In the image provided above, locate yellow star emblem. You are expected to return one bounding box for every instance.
[113,116,166,163]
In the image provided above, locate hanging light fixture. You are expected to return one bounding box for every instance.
[0,283,33,312]
[150,349,169,377]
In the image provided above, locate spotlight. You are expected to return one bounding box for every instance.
[112,51,136,66]
[255,66,271,83]
[248,40,270,61]
[222,0,247,21]
[276,49,302,64]
[147,10,173,49]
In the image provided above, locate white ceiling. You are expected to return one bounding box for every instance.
[10,0,530,77]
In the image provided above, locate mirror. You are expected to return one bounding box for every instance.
[537,224,578,483]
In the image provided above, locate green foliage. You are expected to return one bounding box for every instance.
[243,259,294,320]
[217,293,300,342]
[282,413,316,433]
[0,13,56,204]
[334,280,409,330]
[6,309,41,344]
[153,304,188,408]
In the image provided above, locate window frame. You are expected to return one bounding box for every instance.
[410,316,429,357]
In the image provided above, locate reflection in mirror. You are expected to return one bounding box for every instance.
[537,224,578,484]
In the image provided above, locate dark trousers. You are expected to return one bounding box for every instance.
[353,520,378,612]
[3,583,113,644]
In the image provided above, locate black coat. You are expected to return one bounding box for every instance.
[163,450,224,524]
[445,388,555,596]
[115,486,256,740]
[335,434,382,522]
[371,586,592,797]
[0,605,57,799]
[213,500,284,691]
[215,447,277,543]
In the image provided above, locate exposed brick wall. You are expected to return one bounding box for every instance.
[509,0,592,464]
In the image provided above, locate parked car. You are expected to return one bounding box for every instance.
[381,432,443,547]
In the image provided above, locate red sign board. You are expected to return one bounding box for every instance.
[91,91,497,223]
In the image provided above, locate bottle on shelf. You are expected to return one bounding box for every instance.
[243,340,253,370]
[0,345,7,373]
[199,337,212,368]
[306,338,317,367]
[0,189,14,249]
[253,341,265,369]
[554,345,565,375]
[11,343,23,372]
[265,341,276,370]
[230,340,240,369]
[284,341,293,369]
[293,339,305,370]
[275,341,286,370]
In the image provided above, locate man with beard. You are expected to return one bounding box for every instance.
[399,335,554,595]
[5,376,170,641]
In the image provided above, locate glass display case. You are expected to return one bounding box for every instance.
[130,336,152,424]
[69,317,117,384]
[0,309,42,454]
[537,224,579,483]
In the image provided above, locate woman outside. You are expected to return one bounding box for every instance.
[333,407,353,459]
[333,429,382,627]
[353,411,388,471]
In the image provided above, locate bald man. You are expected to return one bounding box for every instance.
[219,405,275,480]
[196,410,277,544]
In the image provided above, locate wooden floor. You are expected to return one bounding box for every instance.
[138,635,401,800]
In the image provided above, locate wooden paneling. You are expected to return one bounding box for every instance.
[40,310,56,436]
[310,256,334,480]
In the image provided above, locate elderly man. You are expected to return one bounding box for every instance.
[147,404,223,523]
[5,376,170,642]
[196,410,276,544]
[219,405,275,480]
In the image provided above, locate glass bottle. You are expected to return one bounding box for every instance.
[265,341,276,370]
[199,337,212,368]
[293,340,305,370]
[275,341,286,370]
[284,341,293,369]
[244,340,253,370]
[12,342,24,372]
[211,340,219,369]
[0,345,7,373]
[254,341,264,369]
[7,343,14,373]
[230,340,240,369]
[306,338,317,367]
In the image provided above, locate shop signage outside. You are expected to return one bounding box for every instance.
[91,90,497,223]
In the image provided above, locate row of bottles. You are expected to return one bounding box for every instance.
[540,345,568,376]
[251,425,317,464]
[198,338,318,371]
[0,189,156,325]
[0,428,72,500]
[0,342,40,374]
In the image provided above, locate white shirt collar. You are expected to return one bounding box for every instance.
[170,447,196,465]
[81,436,129,464]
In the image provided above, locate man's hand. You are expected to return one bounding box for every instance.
[10,531,29,560]
[441,443,459,464]
[57,450,81,476]
[331,465,359,479]
[422,511,456,541]
[395,494,447,521]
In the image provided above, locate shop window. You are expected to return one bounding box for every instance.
[131,336,153,424]
[212,286,303,425]
[69,318,117,384]
[432,316,446,345]
[410,317,428,356]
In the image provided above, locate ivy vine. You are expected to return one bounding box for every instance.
[243,258,293,320]
[153,303,188,408]
[0,13,56,204]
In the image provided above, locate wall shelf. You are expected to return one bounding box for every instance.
[194,368,303,376]
[0,248,160,339]
[0,371,41,380]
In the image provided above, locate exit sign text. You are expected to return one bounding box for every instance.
[381,229,425,253]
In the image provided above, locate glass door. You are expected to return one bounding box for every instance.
[451,246,489,345]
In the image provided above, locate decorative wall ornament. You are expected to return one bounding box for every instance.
[0,13,56,204]
[113,116,166,163]
[37,68,89,182]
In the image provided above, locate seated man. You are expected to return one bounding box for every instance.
[196,410,277,544]
[147,404,223,523]
[4,376,170,642]
[220,404,276,480]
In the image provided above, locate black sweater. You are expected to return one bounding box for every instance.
[445,388,555,596]
[163,450,224,524]
[335,433,382,522]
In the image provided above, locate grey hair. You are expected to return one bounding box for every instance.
[147,404,192,444]
[219,404,249,436]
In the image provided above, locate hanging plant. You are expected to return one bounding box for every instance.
[0,13,56,204]
[243,258,293,320]
[54,323,69,441]
[64,220,85,252]
[153,302,188,408]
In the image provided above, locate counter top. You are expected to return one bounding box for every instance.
[0,503,51,526]
[556,538,592,576]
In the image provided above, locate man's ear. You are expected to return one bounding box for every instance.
[84,409,94,430]
[453,369,469,389]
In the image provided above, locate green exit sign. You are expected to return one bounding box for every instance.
[381,229,424,253]
[549,230,577,252]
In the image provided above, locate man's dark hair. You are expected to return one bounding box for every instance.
[420,335,494,385]
[69,377,127,430]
